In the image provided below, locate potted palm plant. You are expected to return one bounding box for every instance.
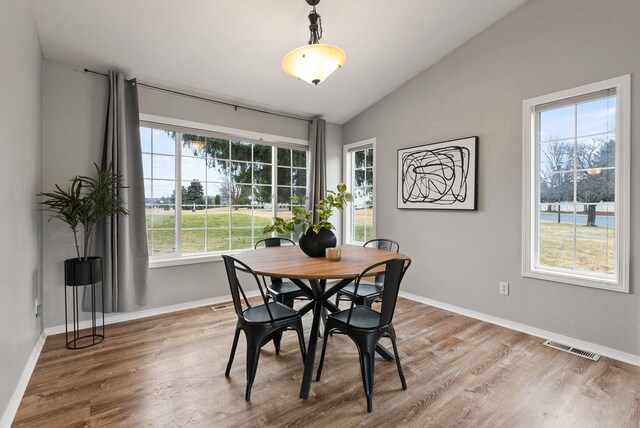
[39,163,128,287]
[264,183,352,257]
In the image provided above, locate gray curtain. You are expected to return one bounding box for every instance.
[308,118,327,223]
[99,71,148,312]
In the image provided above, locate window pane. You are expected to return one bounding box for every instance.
[277,148,291,166]
[292,168,306,187]
[576,238,615,274]
[292,149,306,167]
[206,137,229,159]
[231,141,252,161]
[539,237,574,270]
[253,163,272,185]
[207,160,229,183]
[206,206,229,228]
[152,155,175,180]
[354,150,365,168]
[182,180,206,206]
[207,229,230,252]
[182,229,206,254]
[231,228,253,250]
[354,170,366,187]
[206,183,226,206]
[231,206,253,227]
[277,187,291,205]
[277,167,291,186]
[253,206,274,229]
[152,205,176,228]
[539,210,575,238]
[366,169,373,186]
[540,140,573,173]
[254,144,272,164]
[365,149,373,167]
[181,205,206,228]
[182,156,206,182]
[539,172,573,203]
[152,129,176,155]
[539,105,575,141]
[181,134,206,157]
[292,187,306,201]
[253,185,272,207]
[576,170,614,203]
[231,162,251,184]
[140,127,151,153]
[142,153,151,178]
[576,204,614,236]
[150,229,176,255]
[230,184,252,205]
[576,96,616,137]
[576,135,614,169]
[152,180,176,201]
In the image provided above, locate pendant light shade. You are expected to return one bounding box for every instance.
[282,44,346,85]
[282,0,346,85]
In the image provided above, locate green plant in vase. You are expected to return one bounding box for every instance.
[264,183,353,257]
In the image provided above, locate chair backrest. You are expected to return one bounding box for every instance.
[364,238,400,253]
[254,238,296,284]
[347,257,411,328]
[222,255,275,322]
[363,239,400,285]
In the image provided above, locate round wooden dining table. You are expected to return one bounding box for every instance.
[234,244,409,400]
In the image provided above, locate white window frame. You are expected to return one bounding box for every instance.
[522,75,630,292]
[140,114,309,268]
[343,138,377,245]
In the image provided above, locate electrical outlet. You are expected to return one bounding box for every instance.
[499,282,509,295]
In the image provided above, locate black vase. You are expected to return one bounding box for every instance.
[298,228,337,258]
[64,257,103,286]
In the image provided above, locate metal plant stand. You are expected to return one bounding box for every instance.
[64,257,105,349]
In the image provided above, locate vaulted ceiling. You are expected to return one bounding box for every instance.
[29,0,528,123]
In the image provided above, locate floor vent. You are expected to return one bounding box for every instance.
[543,340,601,361]
[211,303,233,312]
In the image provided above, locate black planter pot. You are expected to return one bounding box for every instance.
[64,257,103,286]
[298,228,337,258]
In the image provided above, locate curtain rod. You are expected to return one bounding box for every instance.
[83,68,313,124]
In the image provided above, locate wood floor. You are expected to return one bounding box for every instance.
[13,297,640,427]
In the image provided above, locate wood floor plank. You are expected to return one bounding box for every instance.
[12,298,640,427]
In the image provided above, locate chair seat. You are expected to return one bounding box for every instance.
[339,283,382,298]
[243,302,299,323]
[267,281,307,297]
[329,306,381,329]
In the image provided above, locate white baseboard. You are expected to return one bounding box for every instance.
[44,291,259,336]
[0,331,47,428]
[399,291,640,367]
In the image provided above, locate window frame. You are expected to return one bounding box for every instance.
[343,138,377,245]
[522,75,630,292]
[140,114,309,267]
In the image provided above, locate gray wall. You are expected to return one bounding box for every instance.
[343,0,640,356]
[0,0,43,420]
[41,60,343,327]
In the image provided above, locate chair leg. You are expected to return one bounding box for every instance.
[245,342,261,401]
[272,295,286,355]
[295,318,307,363]
[315,325,332,381]
[388,327,407,390]
[225,323,241,377]
[358,348,376,412]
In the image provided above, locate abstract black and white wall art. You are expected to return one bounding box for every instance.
[397,136,478,210]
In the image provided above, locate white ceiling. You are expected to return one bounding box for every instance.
[29,0,528,124]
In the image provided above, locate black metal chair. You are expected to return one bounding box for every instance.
[222,255,307,401]
[316,257,411,412]
[254,238,309,308]
[335,239,400,308]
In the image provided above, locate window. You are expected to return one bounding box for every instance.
[141,122,307,261]
[344,139,375,245]
[522,76,630,292]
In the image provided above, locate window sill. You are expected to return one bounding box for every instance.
[149,251,245,269]
[523,268,627,293]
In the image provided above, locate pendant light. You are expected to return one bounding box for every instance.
[281,0,346,85]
